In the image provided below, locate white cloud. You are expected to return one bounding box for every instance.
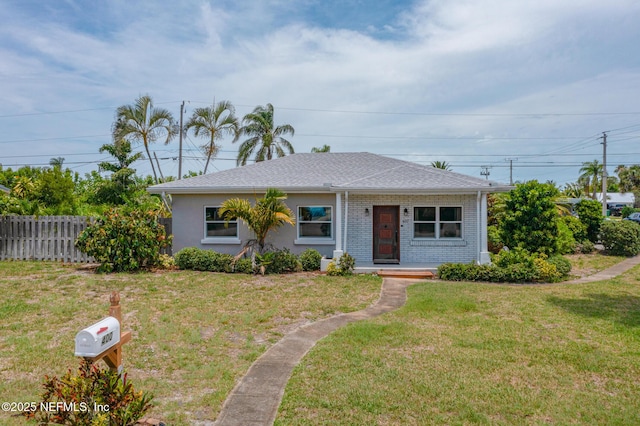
[0,0,639,185]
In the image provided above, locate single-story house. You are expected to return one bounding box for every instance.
[148,152,512,267]
[596,192,635,207]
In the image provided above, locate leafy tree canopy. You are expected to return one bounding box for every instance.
[499,180,561,256]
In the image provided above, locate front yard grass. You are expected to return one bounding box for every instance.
[0,262,381,425]
[277,264,640,425]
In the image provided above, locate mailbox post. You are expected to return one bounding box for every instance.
[74,291,132,374]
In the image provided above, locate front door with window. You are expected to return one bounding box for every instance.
[373,206,400,264]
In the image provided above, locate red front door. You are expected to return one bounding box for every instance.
[373,206,400,264]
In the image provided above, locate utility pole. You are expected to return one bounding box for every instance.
[178,101,185,180]
[601,132,608,217]
[480,165,491,180]
[504,158,518,185]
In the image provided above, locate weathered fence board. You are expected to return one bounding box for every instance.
[0,216,173,262]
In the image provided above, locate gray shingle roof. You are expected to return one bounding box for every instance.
[148,152,511,194]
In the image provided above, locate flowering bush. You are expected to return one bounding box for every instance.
[75,207,171,273]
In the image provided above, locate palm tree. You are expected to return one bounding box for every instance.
[311,145,331,153]
[431,160,452,170]
[562,182,585,199]
[579,160,603,199]
[49,157,65,168]
[235,103,295,166]
[185,101,240,174]
[98,139,143,197]
[113,95,177,183]
[219,188,295,254]
[616,164,640,207]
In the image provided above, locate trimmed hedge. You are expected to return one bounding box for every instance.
[174,247,311,274]
[438,249,572,283]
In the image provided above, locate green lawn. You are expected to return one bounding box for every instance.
[277,265,640,425]
[0,262,381,425]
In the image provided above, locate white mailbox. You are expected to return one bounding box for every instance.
[74,316,121,357]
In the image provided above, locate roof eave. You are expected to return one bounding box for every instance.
[330,186,513,194]
[148,184,514,195]
[147,185,333,195]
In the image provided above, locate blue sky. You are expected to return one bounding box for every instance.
[1,0,639,186]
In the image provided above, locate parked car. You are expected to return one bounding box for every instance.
[608,203,626,216]
[623,212,640,224]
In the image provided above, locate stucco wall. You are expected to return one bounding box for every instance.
[171,193,337,258]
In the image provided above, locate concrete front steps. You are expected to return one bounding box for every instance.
[375,269,436,279]
[354,263,438,279]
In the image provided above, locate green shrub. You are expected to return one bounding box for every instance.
[575,199,604,243]
[492,247,536,268]
[234,257,254,274]
[326,252,356,276]
[299,248,322,271]
[174,247,201,270]
[24,359,152,425]
[325,261,339,276]
[265,249,301,274]
[438,251,571,283]
[575,240,595,254]
[191,249,218,271]
[437,263,473,281]
[502,263,538,283]
[499,180,561,256]
[600,220,640,256]
[561,215,588,242]
[174,248,233,272]
[157,253,176,270]
[547,255,572,277]
[533,257,560,282]
[555,219,576,254]
[215,253,235,273]
[487,225,504,253]
[75,208,171,273]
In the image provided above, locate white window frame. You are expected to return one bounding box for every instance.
[295,205,335,245]
[201,206,241,245]
[413,206,463,239]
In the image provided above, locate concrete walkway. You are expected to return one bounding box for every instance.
[212,254,640,425]
[564,253,640,284]
[213,277,417,426]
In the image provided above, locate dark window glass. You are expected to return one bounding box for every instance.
[440,223,461,238]
[205,207,237,238]
[414,207,436,221]
[414,223,435,238]
[298,206,332,238]
[440,207,462,222]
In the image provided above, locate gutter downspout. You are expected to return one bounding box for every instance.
[477,191,481,264]
[333,192,343,260]
[344,191,349,253]
[477,191,491,264]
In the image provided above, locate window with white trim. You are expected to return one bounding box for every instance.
[413,206,462,239]
[204,207,238,238]
[298,206,332,238]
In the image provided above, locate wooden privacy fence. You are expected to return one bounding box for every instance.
[0,216,172,262]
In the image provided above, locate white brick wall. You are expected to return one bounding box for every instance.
[345,194,479,264]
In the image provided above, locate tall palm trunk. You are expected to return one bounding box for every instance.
[144,143,158,183]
